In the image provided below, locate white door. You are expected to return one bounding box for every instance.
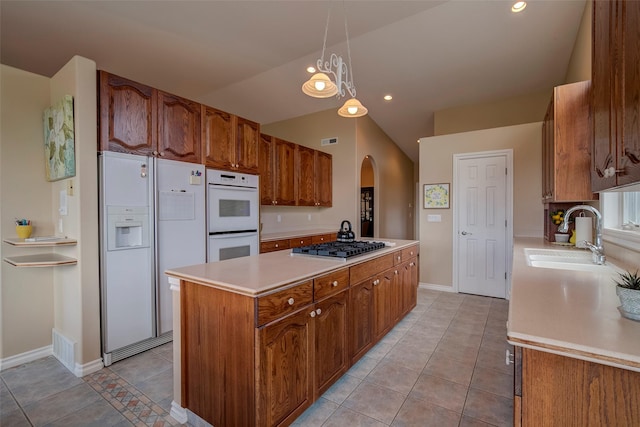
[455,152,510,298]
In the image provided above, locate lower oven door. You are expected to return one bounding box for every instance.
[208,231,259,262]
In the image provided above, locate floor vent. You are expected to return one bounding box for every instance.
[52,329,76,372]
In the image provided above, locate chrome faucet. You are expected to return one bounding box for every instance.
[558,205,605,265]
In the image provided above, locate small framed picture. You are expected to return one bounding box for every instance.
[423,183,449,209]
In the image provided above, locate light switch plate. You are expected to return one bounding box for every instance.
[427,214,441,222]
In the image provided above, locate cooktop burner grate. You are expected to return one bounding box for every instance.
[291,241,386,259]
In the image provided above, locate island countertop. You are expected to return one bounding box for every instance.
[166,238,418,297]
[508,237,640,371]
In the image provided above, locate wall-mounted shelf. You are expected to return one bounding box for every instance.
[3,237,77,267]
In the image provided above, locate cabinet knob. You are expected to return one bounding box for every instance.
[373,279,379,286]
[394,270,398,275]
[332,280,338,287]
[300,240,304,244]
[410,262,415,267]
[159,151,165,157]
[287,298,294,306]
[310,311,316,318]
[274,201,278,205]
[152,151,159,156]
[397,255,401,261]
[316,308,322,316]
[275,244,279,248]
[410,251,414,256]
[506,349,514,365]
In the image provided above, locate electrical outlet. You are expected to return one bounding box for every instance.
[308,214,311,221]
[277,215,281,223]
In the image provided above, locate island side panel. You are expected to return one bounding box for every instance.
[181,280,255,426]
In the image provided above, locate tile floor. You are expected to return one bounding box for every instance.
[0,288,513,426]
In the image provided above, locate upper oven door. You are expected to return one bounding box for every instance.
[208,184,259,233]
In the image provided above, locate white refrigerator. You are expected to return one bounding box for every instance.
[99,151,205,365]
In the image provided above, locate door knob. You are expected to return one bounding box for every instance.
[461,231,472,235]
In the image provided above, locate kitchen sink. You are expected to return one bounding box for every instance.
[524,248,620,273]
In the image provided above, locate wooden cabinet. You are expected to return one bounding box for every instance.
[514,347,640,426]
[541,81,595,202]
[259,239,290,253]
[374,271,393,340]
[260,233,337,254]
[314,290,348,396]
[99,71,156,155]
[98,71,201,163]
[260,135,297,206]
[202,107,259,173]
[592,0,640,191]
[289,236,312,249]
[260,133,332,206]
[296,147,333,207]
[311,233,336,244]
[348,278,375,364]
[157,91,201,163]
[257,307,314,427]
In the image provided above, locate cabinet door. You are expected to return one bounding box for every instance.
[349,279,374,364]
[157,91,201,163]
[541,99,554,201]
[314,291,348,396]
[296,146,316,206]
[236,117,260,174]
[619,0,640,187]
[203,107,234,170]
[274,138,297,206]
[257,308,314,427]
[402,259,418,315]
[388,267,402,324]
[315,151,333,207]
[373,273,392,340]
[259,133,275,205]
[98,71,156,155]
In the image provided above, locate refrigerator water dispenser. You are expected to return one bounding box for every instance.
[107,206,150,251]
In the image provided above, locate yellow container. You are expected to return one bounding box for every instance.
[16,225,32,239]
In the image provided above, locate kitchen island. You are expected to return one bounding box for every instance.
[508,237,640,426]
[165,238,419,427]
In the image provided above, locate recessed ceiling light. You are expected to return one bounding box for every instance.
[511,1,526,12]
[383,95,393,101]
[306,66,316,73]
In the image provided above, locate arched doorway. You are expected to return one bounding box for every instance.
[360,156,375,238]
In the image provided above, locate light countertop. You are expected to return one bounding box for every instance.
[166,238,418,297]
[508,237,640,371]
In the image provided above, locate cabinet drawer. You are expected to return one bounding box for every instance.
[402,246,418,260]
[350,254,394,284]
[314,268,349,301]
[257,280,313,326]
[311,233,336,244]
[290,237,312,248]
[260,239,290,253]
[392,250,403,266]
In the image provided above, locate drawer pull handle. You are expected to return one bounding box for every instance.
[310,311,316,318]
[288,298,294,305]
[332,280,338,287]
[410,262,415,267]
[316,308,322,315]
[373,279,379,286]
[275,244,279,248]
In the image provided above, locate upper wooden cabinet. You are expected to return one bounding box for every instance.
[99,71,202,163]
[541,81,596,202]
[259,134,296,206]
[202,107,260,174]
[592,0,640,191]
[157,91,201,163]
[99,71,156,155]
[297,147,333,207]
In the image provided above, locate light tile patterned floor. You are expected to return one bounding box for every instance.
[0,288,513,426]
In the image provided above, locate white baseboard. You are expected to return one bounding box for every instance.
[419,282,455,293]
[171,401,188,424]
[0,345,52,371]
[74,358,104,377]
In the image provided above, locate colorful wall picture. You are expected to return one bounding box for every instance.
[424,183,450,209]
[43,95,75,181]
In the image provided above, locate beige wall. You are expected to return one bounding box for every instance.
[565,0,592,84]
[1,65,55,359]
[0,57,101,372]
[419,123,542,288]
[434,90,550,136]
[262,108,414,240]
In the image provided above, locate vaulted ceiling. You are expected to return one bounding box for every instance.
[1,0,587,163]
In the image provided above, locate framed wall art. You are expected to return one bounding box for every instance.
[423,183,449,209]
[43,94,75,181]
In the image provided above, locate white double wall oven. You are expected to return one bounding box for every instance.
[206,169,259,262]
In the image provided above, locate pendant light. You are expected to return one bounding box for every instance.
[302,1,367,118]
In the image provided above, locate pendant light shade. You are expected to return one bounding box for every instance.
[338,98,368,118]
[302,73,338,98]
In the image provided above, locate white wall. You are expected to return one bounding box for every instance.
[419,123,542,288]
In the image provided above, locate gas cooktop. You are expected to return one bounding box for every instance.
[291,240,386,260]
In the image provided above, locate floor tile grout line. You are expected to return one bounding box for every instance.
[1,374,36,427]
